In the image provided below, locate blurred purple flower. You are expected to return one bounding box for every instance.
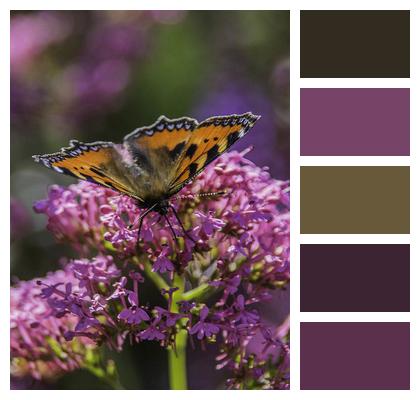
[195,80,287,179]
[149,10,187,25]
[11,198,31,241]
[11,12,71,76]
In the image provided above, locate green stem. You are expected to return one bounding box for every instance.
[84,363,125,390]
[168,326,188,390]
[143,262,169,293]
[182,283,210,301]
[168,273,188,390]
[105,376,125,390]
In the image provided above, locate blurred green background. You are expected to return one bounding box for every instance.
[10,10,289,389]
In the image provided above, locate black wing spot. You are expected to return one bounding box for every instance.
[90,167,106,177]
[213,137,218,141]
[186,143,198,159]
[204,138,209,143]
[227,131,240,148]
[80,173,97,184]
[105,181,118,191]
[168,142,186,160]
[131,148,152,172]
[205,145,220,165]
[60,167,78,178]
[188,163,198,177]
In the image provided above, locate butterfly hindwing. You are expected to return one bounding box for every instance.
[33,140,141,200]
[169,112,260,194]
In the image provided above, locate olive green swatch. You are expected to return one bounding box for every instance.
[300,166,410,234]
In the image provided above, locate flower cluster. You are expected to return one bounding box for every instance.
[10,268,96,380]
[18,150,290,388]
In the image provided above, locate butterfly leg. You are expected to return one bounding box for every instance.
[136,215,145,252]
[163,213,179,244]
[134,205,157,252]
[169,205,196,244]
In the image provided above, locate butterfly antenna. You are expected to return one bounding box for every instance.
[169,205,196,243]
[174,190,228,201]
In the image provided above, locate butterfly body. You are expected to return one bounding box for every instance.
[33,113,260,237]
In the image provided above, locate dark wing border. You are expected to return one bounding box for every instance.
[33,139,115,174]
[123,115,199,143]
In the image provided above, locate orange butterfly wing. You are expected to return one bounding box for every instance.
[34,113,260,205]
[168,112,260,194]
[33,140,141,200]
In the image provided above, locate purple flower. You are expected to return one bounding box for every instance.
[34,182,116,254]
[152,246,175,274]
[118,306,150,324]
[232,295,260,326]
[194,211,225,236]
[190,306,220,340]
[154,307,182,327]
[27,148,290,388]
[10,269,96,381]
[139,319,166,341]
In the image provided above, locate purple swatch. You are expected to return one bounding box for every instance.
[300,88,410,156]
[300,244,410,312]
[300,322,410,390]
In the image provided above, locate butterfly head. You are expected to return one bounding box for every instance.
[155,200,170,216]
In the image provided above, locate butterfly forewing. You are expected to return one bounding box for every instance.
[168,112,260,194]
[33,140,142,200]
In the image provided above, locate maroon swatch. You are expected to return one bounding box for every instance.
[300,88,410,156]
[300,244,410,312]
[300,322,410,390]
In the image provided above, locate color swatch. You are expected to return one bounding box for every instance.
[300,88,410,156]
[300,166,410,234]
[300,322,410,389]
[300,10,410,78]
[299,9,411,391]
[300,244,410,312]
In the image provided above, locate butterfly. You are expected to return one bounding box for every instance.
[33,112,260,244]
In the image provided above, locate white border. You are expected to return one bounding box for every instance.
[3,1,420,399]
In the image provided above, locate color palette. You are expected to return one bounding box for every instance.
[300,10,410,78]
[299,9,411,391]
[300,88,410,156]
[300,322,410,389]
[300,166,410,234]
[300,244,410,312]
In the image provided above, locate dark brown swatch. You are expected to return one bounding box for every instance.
[300,322,410,389]
[300,244,410,312]
[300,166,410,234]
[300,10,410,78]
